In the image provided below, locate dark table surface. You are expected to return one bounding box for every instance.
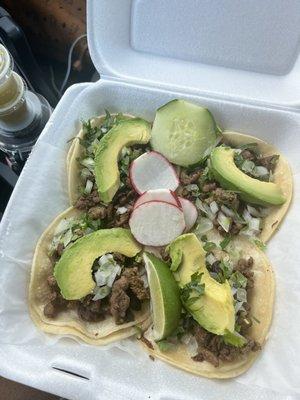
[0,377,61,399]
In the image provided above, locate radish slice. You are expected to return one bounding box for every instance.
[134,189,181,209]
[179,197,198,231]
[129,151,179,194]
[129,201,185,246]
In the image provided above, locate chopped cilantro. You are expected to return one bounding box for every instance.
[181,272,205,303]
[220,235,231,250]
[229,271,247,288]
[251,238,267,251]
[203,241,217,252]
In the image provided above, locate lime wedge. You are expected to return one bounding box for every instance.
[143,252,182,340]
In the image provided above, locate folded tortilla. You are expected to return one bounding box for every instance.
[29,207,150,345]
[222,131,292,243]
[141,233,275,379]
[67,114,133,206]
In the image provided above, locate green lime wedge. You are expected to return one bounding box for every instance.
[143,252,182,341]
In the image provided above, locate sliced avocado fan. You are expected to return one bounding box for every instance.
[168,233,235,337]
[54,228,141,300]
[94,118,151,203]
[210,146,286,206]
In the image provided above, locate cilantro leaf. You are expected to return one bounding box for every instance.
[220,235,231,250]
[203,241,217,252]
[229,271,247,288]
[181,272,205,303]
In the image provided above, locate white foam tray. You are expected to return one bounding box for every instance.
[1,0,300,398]
[0,79,300,400]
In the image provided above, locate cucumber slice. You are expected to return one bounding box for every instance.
[150,99,219,166]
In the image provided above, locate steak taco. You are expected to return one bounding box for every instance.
[66,101,292,247]
[141,231,274,379]
[29,207,151,345]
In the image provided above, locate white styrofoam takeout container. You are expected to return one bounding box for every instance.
[1,1,300,399]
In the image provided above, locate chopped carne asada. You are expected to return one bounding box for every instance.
[155,237,260,367]
[74,113,150,229]
[176,141,279,240]
[45,215,149,325]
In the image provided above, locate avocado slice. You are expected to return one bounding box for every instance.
[210,146,286,206]
[168,234,235,336]
[94,118,151,203]
[54,228,142,300]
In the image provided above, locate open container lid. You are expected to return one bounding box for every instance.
[87,0,300,108]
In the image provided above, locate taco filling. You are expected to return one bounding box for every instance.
[154,236,260,368]
[68,100,291,247]
[43,213,149,325]
[180,140,279,243]
[73,112,150,228]
[140,232,274,379]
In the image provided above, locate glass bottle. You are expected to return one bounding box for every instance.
[0,44,52,173]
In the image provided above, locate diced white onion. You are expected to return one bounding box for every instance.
[235,301,245,313]
[209,201,219,214]
[253,166,269,177]
[84,179,93,195]
[80,168,91,180]
[236,288,247,303]
[195,199,215,220]
[80,157,95,171]
[186,336,198,357]
[186,184,199,192]
[221,205,235,218]
[248,218,261,232]
[62,228,73,247]
[217,212,231,232]
[242,208,252,222]
[247,205,261,217]
[116,206,128,215]
[106,265,122,287]
[181,333,193,345]
[54,218,73,235]
[206,253,217,265]
[98,254,114,266]
[241,160,255,173]
[140,274,149,288]
[194,218,214,237]
[92,286,110,301]
[231,287,238,296]
[95,254,121,287]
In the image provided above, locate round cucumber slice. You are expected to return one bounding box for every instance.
[150,99,219,166]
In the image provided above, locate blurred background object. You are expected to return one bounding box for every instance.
[0,0,97,220]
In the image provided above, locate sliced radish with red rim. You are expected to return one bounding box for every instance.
[134,189,181,209]
[178,197,198,231]
[129,200,185,246]
[129,151,179,194]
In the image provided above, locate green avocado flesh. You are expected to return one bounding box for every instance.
[150,99,218,167]
[54,228,141,300]
[210,146,286,206]
[94,118,151,203]
[168,234,235,336]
